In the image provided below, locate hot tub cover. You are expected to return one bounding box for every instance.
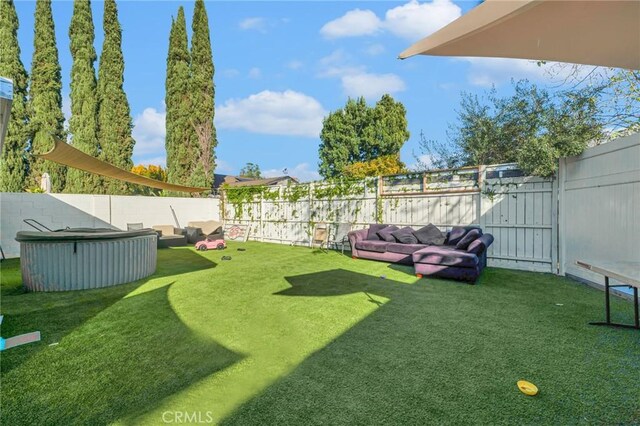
[15,228,157,242]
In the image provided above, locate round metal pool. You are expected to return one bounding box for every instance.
[15,228,158,292]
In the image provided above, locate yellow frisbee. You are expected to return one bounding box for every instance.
[517,380,539,396]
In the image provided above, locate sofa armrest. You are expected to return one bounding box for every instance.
[347,228,368,255]
[467,233,494,269]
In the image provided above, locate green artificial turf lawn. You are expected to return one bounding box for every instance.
[1,242,638,425]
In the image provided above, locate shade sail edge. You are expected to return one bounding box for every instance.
[398,0,640,70]
[38,140,209,193]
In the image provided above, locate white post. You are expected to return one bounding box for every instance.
[557,157,566,276]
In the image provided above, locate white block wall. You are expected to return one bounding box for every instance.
[559,133,640,287]
[0,193,219,258]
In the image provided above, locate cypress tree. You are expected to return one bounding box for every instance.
[66,0,102,193]
[27,0,67,192]
[189,0,216,189]
[0,0,29,192]
[97,0,134,194]
[165,7,192,188]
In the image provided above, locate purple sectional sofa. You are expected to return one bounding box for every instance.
[348,224,494,283]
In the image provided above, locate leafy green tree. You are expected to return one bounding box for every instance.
[165,7,193,190]
[319,97,369,178]
[66,0,102,193]
[0,0,29,192]
[97,0,135,194]
[189,0,216,189]
[416,80,604,177]
[28,0,67,192]
[239,162,262,178]
[319,94,409,179]
[364,94,410,160]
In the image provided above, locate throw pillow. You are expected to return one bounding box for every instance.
[391,226,418,244]
[456,229,481,250]
[466,237,486,255]
[377,225,400,242]
[413,223,445,245]
[446,227,469,246]
[366,224,388,241]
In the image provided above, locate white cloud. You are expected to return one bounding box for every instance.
[463,58,593,87]
[221,68,240,78]
[317,49,366,78]
[62,94,71,121]
[286,60,303,70]
[384,0,461,41]
[216,90,327,138]
[239,17,267,32]
[137,156,166,167]
[248,67,262,79]
[214,159,234,175]
[463,57,548,87]
[263,163,320,182]
[319,1,460,41]
[320,9,382,39]
[132,106,166,164]
[318,50,406,98]
[408,154,435,171]
[364,43,386,56]
[342,72,406,98]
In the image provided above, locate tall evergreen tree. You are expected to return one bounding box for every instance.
[28,0,67,192]
[97,0,135,194]
[66,0,101,193]
[0,0,29,192]
[189,0,216,189]
[165,7,192,188]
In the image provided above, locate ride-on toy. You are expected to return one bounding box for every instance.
[195,238,226,251]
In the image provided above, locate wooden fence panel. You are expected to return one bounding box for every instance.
[221,165,555,272]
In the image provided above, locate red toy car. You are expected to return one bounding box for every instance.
[195,238,226,251]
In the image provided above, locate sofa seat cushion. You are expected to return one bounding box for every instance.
[413,246,479,268]
[355,240,389,253]
[386,243,427,255]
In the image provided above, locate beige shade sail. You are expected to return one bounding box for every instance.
[38,140,210,193]
[399,0,640,70]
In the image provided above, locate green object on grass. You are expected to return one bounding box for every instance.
[1,242,638,425]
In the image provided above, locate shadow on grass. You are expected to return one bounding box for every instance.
[0,249,217,375]
[225,268,640,425]
[274,268,411,298]
[2,281,242,426]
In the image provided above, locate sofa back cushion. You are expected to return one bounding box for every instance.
[413,223,445,245]
[456,229,481,250]
[391,226,418,244]
[467,234,494,255]
[377,225,400,242]
[366,224,388,241]
[153,225,175,236]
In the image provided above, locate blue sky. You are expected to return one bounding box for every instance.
[13,1,560,181]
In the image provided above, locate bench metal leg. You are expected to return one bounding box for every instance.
[590,275,640,330]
